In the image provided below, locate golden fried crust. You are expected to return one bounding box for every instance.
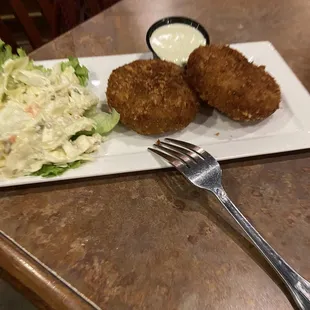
[106,60,198,135]
[186,45,281,121]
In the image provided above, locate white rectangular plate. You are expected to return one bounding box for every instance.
[1,41,310,187]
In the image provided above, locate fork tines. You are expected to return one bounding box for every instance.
[148,138,209,169]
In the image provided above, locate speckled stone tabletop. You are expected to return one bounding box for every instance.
[1,0,310,309]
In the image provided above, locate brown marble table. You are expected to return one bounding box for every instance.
[1,0,310,309]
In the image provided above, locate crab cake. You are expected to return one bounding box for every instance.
[186,45,281,121]
[106,59,198,135]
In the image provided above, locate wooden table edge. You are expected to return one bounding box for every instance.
[0,231,101,310]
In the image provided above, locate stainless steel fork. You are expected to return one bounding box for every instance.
[148,138,310,310]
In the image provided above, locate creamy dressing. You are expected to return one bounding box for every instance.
[150,23,206,65]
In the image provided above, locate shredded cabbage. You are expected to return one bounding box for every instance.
[0,42,119,178]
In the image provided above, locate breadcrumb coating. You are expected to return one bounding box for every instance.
[107,60,198,135]
[186,45,281,121]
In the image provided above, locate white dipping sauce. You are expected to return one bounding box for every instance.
[150,23,206,65]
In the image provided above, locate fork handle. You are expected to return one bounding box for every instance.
[213,187,310,310]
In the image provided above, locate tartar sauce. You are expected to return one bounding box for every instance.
[150,23,206,65]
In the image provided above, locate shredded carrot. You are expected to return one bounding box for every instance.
[25,105,34,115]
[9,135,16,143]
[25,104,39,117]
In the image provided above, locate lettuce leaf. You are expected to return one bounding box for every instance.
[0,40,50,73]
[0,40,24,69]
[31,161,84,178]
[70,108,119,140]
[84,107,120,135]
[1,41,88,84]
[91,109,120,135]
[27,62,51,73]
[61,56,89,86]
